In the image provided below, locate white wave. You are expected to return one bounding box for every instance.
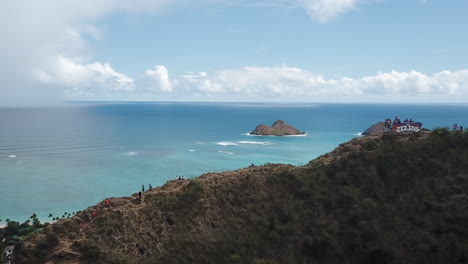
[353,132,363,136]
[283,133,308,137]
[188,149,195,152]
[125,151,138,156]
[237,141,276,145]
[217,141,239,146]
[244,132,307,137]
[218,150,235,155]
[8,155,16,158]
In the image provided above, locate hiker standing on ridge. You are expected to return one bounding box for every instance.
[453,123,458,130]
[105,198,111,209]
[149,184,152,191]
[142,184,145,192]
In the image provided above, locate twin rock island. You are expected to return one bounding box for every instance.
[252,119,422,137]
[250,120,305,136]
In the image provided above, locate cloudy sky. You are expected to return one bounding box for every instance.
[1,0,468,106]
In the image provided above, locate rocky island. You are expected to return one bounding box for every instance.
[250,120,305,136]
[362,119,424,136]
[361,121,386,135]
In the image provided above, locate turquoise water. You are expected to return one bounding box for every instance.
[1,102,468,222]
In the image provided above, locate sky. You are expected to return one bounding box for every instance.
[1,0,468,106]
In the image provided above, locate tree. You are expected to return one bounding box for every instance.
[33,217,41,227]
[4,221,19,236]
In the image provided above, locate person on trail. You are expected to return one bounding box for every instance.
[142,184,145,192]
[460,125,464,131]
[105,198,111,209]
[149,184,152,191]
[453,123,458,130]
[395,115,401,124]
[92,211,97,218]
[5,249,12,263]
[137,191,142,204]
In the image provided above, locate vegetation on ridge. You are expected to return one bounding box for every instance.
[7,128,468,264]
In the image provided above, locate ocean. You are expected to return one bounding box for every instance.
[1,102,467,223]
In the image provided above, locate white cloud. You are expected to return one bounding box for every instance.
[145,66,468,102]
[0,0,462,105]
[35,56,135,98]
[299,0,360,22]
[299,0,428,22]
[33,61,468,102]
[227,0,300,9]
[226,0,363,22]
[145,66,172,92]
[179,72,225,93]
[0,0,187,106]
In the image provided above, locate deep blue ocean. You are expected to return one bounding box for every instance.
[1,102,468,223]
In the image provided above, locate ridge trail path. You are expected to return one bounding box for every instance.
[37,180,192,264]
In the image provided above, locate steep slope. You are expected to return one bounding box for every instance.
[13,129,468,264]
[361,121,386,135]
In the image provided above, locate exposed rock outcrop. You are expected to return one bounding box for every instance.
[250,120,304,136]
[361,121,386,136]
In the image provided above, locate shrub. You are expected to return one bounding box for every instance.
[35,233,59,252]
[4,221,19,236]
[177,180,204,209]
[73,239,103,262]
